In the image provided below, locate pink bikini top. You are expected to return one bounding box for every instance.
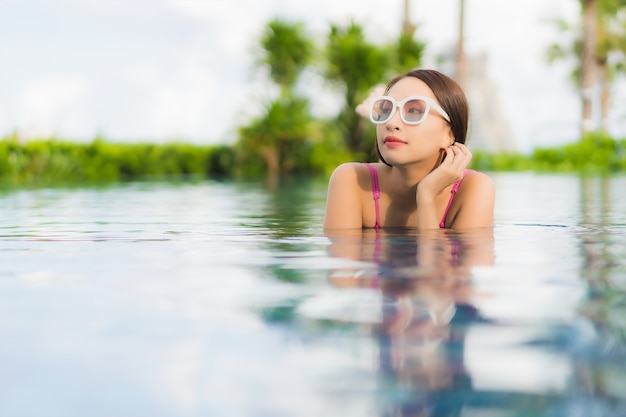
[364,163,473,229]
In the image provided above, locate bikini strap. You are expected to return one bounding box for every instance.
[364,163,380,229]
[439,169,474,228]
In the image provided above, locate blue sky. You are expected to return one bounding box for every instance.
[1,0,621,153]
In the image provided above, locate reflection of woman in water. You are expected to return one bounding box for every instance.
[325,229,494,416]
[376,231,489,416]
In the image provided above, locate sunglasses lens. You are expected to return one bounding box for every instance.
[371,97,430,124]
[403,99,427,123]
[371,98,394,123]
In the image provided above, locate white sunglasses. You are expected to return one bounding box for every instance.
[369,95,451,125]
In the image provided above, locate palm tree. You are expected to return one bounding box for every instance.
[595,3,626,132]
[238,96,312,176]
[325,21,391,158]
[258,19,315,97]
[237,19,316,177]
[402,0,416,36]
[547,0,626,135]
[580,0,598,134]
[456,0,467,88]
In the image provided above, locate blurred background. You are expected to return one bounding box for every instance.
[1,0,625,181]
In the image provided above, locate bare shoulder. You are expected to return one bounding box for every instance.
[450,170,495,229]
[328,162,368,184]
[326,161,375,201]
[459,170,495,206]
[324,162,375,229]
[462,170,495,192]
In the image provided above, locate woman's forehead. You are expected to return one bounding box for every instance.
[388,77,435,100]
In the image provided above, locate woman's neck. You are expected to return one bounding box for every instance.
[384,154,444,206]
[388,163,434,190]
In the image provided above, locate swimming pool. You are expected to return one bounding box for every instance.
[1,173,625,416]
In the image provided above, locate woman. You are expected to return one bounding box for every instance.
[323,69,495,230]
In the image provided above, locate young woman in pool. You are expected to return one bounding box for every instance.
[323,68,495,230]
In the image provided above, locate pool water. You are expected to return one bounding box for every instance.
[1,173,625,417]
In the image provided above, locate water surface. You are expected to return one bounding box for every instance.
[1,173,626,417]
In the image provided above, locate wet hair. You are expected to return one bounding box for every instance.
[375,69,469,166]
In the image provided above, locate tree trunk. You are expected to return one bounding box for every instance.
[599,64,610,133]
[402,0,416,36]
[261,146,280,179]
[580,0,598,135]
[456,0,467,88]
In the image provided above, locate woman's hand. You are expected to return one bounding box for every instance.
[417,143,473,201]
[415,143,473,229]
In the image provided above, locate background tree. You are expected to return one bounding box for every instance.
[396,32,426,74]
[324,22,391,160]
[258,19,315,97]
[238,97,312,176]
[580,0,598,134]
[547,0,626,135]
[399,0,426,72]
[596,0,626,132]
[235,19,315,177]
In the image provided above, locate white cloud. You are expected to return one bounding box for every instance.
[148,64,218,140]
[166,0,272,53]
[0,0,615,150]
[16,77,88,139]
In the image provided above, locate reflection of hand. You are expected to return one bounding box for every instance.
[417,143,473,201]
[383,290,457,332]
[383,295,414,334]
[355,86,385,119]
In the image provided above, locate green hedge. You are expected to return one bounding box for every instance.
[1,133,624,187]
[0,136,235,186]
[471,133,626,174]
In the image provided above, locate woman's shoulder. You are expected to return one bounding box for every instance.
[330,161,363,174]
[324,162,380,229]
[464,169,492,182]
[460,169,495,197]
[450,169,495,228]
[329,162,384,183]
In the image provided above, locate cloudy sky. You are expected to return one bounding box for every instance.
[1,0,622,153]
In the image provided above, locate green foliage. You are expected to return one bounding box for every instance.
[237,18,317,177]
[471,134,626,173]
[395,32,426,73]
[547,1,626,91]
[324,21,393,157]
[236,95,314,176]
[259,19,315,94]
[598,0,626,14]
[207,145,236,177]
[533,133,626,172]
[307,120,354,176]
[2,133,626,188]
[471,150,533,172]
[0,136,235,187]
[5,15,626,188]
[325,22,392,94]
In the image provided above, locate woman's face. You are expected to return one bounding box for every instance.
[376,77,453,167]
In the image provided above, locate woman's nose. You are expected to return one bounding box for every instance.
[386,108,402,130]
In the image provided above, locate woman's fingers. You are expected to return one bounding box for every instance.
[449,143,472,163]
[442,144,472,180]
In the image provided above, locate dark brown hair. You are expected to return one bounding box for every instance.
[375,69,469,166]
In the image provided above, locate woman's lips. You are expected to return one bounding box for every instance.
[383,136,407,147]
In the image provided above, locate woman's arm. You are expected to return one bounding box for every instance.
[323,163,364,230]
